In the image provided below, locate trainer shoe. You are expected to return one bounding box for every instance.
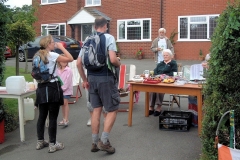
[48,142,64,153]
[36,140,49,150]
[98,140,115,154]
[91,143,100,152]
[87,118,91,126]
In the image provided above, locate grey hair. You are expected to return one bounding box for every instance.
[158,28,166,33]
[162,49,173,56]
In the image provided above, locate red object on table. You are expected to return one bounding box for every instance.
[0,119,4,144]
[143,79,161,84]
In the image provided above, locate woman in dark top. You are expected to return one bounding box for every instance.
[149,49,178,116]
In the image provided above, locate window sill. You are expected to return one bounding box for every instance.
[177,39,211,42]
[41,1,66,6]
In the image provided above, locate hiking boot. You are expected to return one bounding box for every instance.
[98,140,115,154]
[48,142,64,153]
[91,143,100,152]
[36,140,49,150]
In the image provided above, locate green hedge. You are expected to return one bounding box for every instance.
[201,0,240,159]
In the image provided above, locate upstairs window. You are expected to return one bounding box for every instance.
[178,14,219,41]
[41,23,66,36]
[41,0,66,5]
[85,0,101,6]
[117,18,151,41]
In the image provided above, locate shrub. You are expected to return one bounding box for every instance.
[201,0,240,159]
[3,103,19,133]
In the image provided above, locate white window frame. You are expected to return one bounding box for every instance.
[117,18,151,42]
[41,23,66,36]
[178,14,219,41]
[41,0,66,5]
[85,0,101,7]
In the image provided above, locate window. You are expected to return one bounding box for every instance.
[85,0,101,6]
[117,18,151,41]
[41,0,66,5]
[41,23,66,36]
[178,15,218,41]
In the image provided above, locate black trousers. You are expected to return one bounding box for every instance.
[37,102,60,144]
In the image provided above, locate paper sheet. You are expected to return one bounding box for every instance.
[190,64,205,80]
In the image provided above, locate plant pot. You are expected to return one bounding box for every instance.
[137,55,143,60]
[199,56,204,61]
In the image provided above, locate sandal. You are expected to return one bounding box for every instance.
[58,120,65,126]
[64,120,69,127]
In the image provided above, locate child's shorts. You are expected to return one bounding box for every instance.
[64,95,71,99]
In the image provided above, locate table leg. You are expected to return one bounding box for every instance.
[145,92,149,117]
[18,97,25,142]
[197,92,203,135]
[128,86,134,126]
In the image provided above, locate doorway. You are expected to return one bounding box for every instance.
[82,24,93,41]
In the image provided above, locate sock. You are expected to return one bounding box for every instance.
[101,132,109,144]
[92,134,99,144]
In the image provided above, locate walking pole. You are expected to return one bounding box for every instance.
[229,110,234,149]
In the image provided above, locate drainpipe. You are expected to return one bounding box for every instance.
[161,0,163,27]
[107,20,110,33]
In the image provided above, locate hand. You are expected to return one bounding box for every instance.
[157,47,163,51]
[82,81,89,89]
[54,42,64,49]
[202,61,209,69]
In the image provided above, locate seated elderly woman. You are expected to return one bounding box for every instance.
[149,49,178,116]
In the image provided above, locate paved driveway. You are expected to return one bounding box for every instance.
[0,58,202,160]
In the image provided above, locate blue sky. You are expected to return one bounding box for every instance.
[5,0,32,8]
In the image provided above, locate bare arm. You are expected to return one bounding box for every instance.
[109,50,121,67]
[55,42,74,62]
[76,57,89,89]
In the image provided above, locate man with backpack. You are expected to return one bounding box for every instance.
[77,17,121,154]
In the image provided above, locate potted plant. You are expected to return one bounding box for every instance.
[199,49,204,61]
[136,48,143,60]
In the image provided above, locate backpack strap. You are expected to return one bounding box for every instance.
[50,62,57,79]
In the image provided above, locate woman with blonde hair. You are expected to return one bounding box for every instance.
[35,35,73,153]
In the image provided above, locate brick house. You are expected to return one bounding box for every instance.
[33,0,229,60]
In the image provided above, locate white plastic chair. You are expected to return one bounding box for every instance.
[68,60,82,104]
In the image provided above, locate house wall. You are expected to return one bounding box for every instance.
[163,0,229,60]
[33,0,231,60]
[34,0,82,38]
[81,0,162,59]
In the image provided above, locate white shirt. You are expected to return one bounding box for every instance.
[157,39,167,63]
[46,52,59,82]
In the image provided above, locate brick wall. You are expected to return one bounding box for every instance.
[34,0,81,37]
[33,0,231,60]
[163,0,229,60]
[85,0,161,59]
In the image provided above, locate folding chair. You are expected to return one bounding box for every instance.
[68,60,82,104]
[168,64,190,110]
[118,64,137,112]
[162,63,185,110]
